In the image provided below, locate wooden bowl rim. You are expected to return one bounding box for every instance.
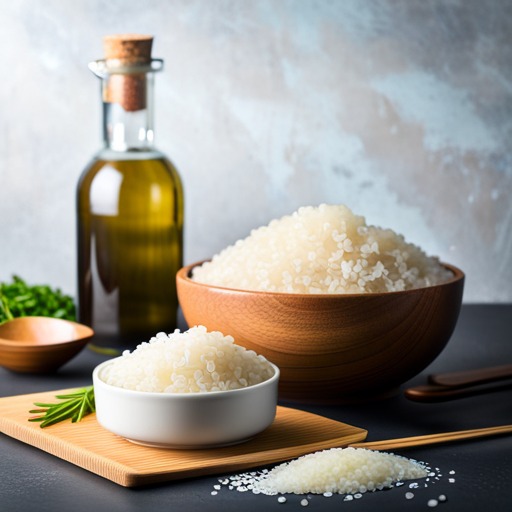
[177,261,464,299]
[0,317,94,348]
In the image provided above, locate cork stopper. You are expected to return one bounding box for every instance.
[102,34,154,112]
[103,34,153,66]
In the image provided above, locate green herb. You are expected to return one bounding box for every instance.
[28,387,95,428]
[0,275,76,324]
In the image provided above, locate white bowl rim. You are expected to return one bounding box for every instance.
[93,358,280,399]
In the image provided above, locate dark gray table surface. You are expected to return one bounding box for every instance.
[1,304,511,512]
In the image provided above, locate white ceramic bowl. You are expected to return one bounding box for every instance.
[92,358,280,448]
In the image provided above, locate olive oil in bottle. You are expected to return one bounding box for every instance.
[77,35,183,353]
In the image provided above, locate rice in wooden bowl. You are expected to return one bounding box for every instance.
[177,205,464,403]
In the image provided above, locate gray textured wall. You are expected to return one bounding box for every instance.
[0,0,511,302]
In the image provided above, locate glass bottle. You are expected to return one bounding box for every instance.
[77,35,184,354]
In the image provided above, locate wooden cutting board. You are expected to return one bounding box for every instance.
[0,388,367,487]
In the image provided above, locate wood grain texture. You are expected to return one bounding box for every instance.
[0,317,93,373]
[177,263,464,403]
[0,388,367,487]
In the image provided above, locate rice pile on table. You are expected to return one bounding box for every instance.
[252,447,428,495]
[100,326,275,393]
[192,204,453,294]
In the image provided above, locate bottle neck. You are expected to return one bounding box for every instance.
[101,72,156,152]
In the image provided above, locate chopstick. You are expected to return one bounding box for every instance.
[404,380,512,402]
[348,424,512,451]
[429,364,512,388]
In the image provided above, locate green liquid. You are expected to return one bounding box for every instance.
[77,154,183,352]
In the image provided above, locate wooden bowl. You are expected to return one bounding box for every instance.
[177,262,465,403]
[0,317,94,373]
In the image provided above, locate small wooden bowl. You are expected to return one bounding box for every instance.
[0,317,94,373]
[177,262,465,403]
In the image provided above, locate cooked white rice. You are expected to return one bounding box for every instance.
[192,204,453,294]
[101,326,275,393]
[252,447,428,495]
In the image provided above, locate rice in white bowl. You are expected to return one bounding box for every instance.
[101,326,275,393]
[192,204,453,294]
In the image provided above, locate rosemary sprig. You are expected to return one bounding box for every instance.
[29,386,95,428]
